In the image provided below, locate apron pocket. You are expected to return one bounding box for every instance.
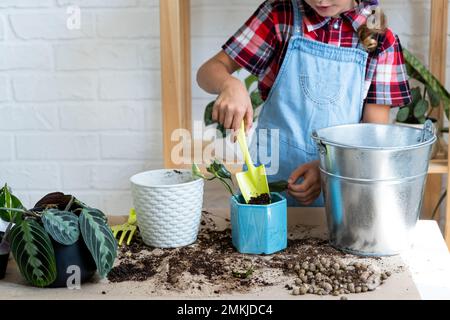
[299,74,342,106]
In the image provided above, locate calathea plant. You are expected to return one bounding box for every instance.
[0,185,117,288]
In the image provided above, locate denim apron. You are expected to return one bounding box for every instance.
[250,0,369,207]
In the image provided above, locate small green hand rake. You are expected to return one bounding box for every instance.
[111,208,137,246]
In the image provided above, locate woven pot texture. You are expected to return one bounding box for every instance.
[131,170,204,248]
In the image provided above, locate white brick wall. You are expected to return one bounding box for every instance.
[0,0,161,214]
[0,0,448,215]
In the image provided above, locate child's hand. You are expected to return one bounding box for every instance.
[212,78,254,133]
[287,161,321,206]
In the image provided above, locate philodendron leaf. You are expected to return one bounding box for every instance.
[216,124,227,138]
[417,116,427,124]
[250,90,264,110]
[245,74,258,91]
[414,99,429,119]
[403,48,450,119]
[409,87,422,105]
[0,184,25,224]
[42,209,80,246]
[204,101,215,126]
[208,160,233,180]
[192,164,206,180]
[9,219,57,287]
[396,107,410,123]
[427,86,441,108]
[79,208,117,278]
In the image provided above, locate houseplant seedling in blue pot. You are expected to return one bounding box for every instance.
[193,162,288,255]
[231,193,287,255]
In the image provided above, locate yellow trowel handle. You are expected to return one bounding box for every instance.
[237,121,256,173]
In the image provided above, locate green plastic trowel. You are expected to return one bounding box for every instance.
[236,121,270,203]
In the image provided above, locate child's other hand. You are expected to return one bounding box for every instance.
[287,161,321,206]
[213,78,254,133]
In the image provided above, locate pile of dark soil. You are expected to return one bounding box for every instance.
[108,211,394,297]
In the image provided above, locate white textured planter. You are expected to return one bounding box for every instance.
[130,169,204,248]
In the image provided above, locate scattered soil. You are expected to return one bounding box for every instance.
[248,193,271,205]
[107,211,397,297]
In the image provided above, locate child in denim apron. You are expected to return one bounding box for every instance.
[197,0,411,207]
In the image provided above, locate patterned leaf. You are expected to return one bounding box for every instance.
[84,207,108,223]
[9,219,57,287]
[79,208,117,278]
[427,86,441,108]
[0,184,25,223]
[42,209,80,246]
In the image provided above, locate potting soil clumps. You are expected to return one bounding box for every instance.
[108,211,398,298]
[248,193,272,205]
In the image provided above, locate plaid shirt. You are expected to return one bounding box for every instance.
[223,0,412,107]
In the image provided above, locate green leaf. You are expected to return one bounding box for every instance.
[403,48,450,119]
[216,124,227,138]
[417,116,427,124]
[208,160,232,180]
[9,219,57,287]
[245,75,258,91]
[269,180,289,193]
[427,86,441,107]
[85,207,108,223]
[0,184,25,223]
[405,62,426,84]
[204,101,216,126]
[79,208,117,278]
[414,99,429,119]
[250,90,264,110]
[42,209,80,246]
[396,107,411,123]
[192,164,206,180]
[206,160,235,196]
[410,87,422,105]
[203,101,229,138]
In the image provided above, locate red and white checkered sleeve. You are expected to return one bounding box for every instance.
[222,1,278,77]
[366,32,412,107]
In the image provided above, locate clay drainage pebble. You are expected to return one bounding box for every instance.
[108,211,394,297]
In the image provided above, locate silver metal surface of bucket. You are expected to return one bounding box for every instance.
[312,122,436,256]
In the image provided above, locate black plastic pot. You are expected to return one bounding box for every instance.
[0,232,9,280]
[48,238,97,288]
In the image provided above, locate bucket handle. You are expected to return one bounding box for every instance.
[420,120,435,143]
[312,131,327,155]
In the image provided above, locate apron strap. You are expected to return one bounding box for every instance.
[291,0,303,35]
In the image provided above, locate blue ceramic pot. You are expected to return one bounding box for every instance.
[230,193,287,255]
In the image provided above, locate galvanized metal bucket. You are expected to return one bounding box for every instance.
[312,121,437,256]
